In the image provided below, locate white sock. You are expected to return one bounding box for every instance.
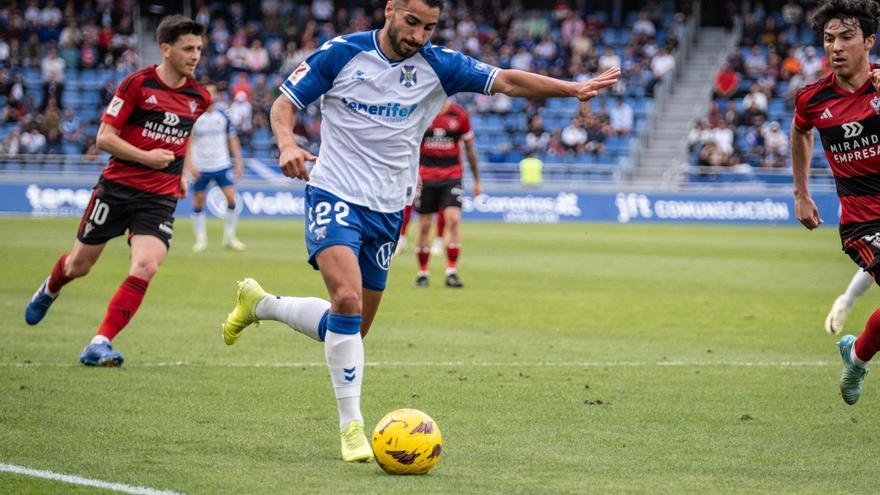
[192,211,207,242]
[223,207,238,239]
[445,267,457,276]
[324,331,364,428]
[843,270,874,306]
[90,335,109,345]
[255,295,329,342]
[851,344,870,368]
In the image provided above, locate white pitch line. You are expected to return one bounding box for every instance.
[0,360,834,368]
[0,463,184,495]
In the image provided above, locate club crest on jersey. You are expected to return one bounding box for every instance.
[400,65,417,88]
[189,99,197,115]
[871,95,880,114]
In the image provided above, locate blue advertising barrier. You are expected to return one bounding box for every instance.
[3,182,843,225]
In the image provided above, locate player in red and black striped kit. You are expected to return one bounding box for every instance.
[413,100,481,288]
[24,15,210,366]
[792,0,880,404]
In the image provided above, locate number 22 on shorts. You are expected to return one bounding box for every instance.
[308,201,350,233]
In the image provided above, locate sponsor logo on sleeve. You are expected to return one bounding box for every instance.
[106,96,125,117]
[287,62,311,86]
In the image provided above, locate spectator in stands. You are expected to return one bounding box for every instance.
[738,98,768,127]
[38,97,61,136]
[24,32,43,67]
[598,46,621,74]
[510,46,533,72]
[781,0,804,31]
[228,90,253,147]
[246,38,270,73]
[45,127,62,154]
[696,141,726,170]
[0,36,9,66]
[713,122,734,158]
[742,83,768,112]
[230,71,250,98]
[713,61,739,99]
[59,20,81,68]
[744,45,768,79]
[208,54,233,89]
[687,119,712,152]
[560,116,588,154]
[525,114,550,153]
[41,45,65,110]
[20,123,46,154]
[1,127,21,155]
[226,37,249,71]
[632,11,656,38]
[780,47,803,80]
[609,96,634,136]
[762,120,787,157]
[648,46,675,96]
[60,107,83,145]
[210,18,231,54]
[800,46,824,82]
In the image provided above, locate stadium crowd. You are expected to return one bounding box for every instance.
[0,0,686,171]
[689,0,863,179]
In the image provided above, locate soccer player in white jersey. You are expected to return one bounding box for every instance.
[221,0,619,462]
[186,82,245,251]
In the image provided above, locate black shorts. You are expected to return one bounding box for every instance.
[844,233,880,283]
[414,179,463,214]
[77,178,177,248]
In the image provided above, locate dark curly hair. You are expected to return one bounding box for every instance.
[810,0,880,39]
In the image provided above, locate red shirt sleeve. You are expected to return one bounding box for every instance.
[793,85,813,131]
[100,72,141,128]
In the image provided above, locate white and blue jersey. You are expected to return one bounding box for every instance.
[280,30,499,213]
[191,106,236,173]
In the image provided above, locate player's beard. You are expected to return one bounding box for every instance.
[387,19,420,59]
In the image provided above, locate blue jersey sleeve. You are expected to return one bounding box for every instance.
[220,109,237,137]
[425,46,500,97]
[279,37,360,109]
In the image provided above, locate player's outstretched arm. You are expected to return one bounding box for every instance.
[270,95,316,181]
[790,119,821,230]
[490,67,620,101]
[96,122,174,170]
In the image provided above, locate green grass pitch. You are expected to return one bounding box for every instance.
[2,217,880,494]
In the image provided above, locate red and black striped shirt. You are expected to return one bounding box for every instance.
[419,102,473,183]
[795,66,880,240]
[100,65,210,197]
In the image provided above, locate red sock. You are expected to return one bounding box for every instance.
[97,276,149,341]
[401,205,412,235]
[855,307,880,362]
[446,244,460,270]
[436,210,446,238]
[417,247,430,272]
[47,254,74,293]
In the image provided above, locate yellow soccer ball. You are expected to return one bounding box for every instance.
[371,408,443,475]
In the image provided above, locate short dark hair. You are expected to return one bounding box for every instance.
[395,0,444,9]
[810,0,880,39]
[156,15,205,45]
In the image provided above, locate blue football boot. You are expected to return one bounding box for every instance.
[79,341,124,367]
[25,277,57,325]
[838,334,869,405]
